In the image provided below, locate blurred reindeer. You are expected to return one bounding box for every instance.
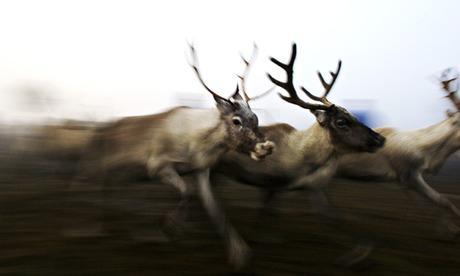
[8,85,100,173]
[336,68,460,233]
[212,43,385,265]
[76,44,274,268]
[10,120,99,177]
[33,121,97,161]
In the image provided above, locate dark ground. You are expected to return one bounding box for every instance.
[0,150,459,275]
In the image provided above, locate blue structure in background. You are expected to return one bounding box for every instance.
[351,110,374,127]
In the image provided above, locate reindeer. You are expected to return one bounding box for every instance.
[77,44,275,268]
[32,120,98,160]
[212,43,385,265]
[336,69,460,233]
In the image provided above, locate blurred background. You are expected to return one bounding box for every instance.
[0,0,459,129]
[0,1,460,275]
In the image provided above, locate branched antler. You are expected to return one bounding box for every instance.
[301,61,342,106]
[188,43,231,103]
[238,43,275,103]
[267,43,336,111]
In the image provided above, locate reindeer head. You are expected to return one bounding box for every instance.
[441,67,460,118]
[440,68,460,147]
[268,43,385,153]
[189,44,275,161]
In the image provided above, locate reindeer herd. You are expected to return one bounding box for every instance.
[11,43,460,269]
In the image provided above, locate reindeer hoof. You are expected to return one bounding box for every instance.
[445,220,460,235]
[228,239,252,270]
[435,219,460,240]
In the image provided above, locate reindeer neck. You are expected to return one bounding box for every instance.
[295,123,336,164]
[408,118,458,172]
[170,108,230,167]
[207,117,230,151]
[410,118,454,152]
[198,109,230,153]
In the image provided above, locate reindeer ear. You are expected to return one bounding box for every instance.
[214,97,234,114]
[326,105,338,115]
[229,84,244,103]
[313,110,328,126]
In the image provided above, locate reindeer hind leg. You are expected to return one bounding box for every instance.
[411,173,460,236]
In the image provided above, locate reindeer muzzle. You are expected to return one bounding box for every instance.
[250,141,275,161]
[366,132,386,152]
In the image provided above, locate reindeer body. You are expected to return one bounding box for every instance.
[13,121,97,162]
[80,106,271,268]
[335,64,460,232]
[338,115,460,181]
[216,123,338,190]
[336,114,460,222]
[90,107,230,176]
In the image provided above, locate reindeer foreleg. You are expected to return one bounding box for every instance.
[309,190,374,267]
[284,161,337,191]
[155,165,192,233]
[287,160,374,267]
[197,168,250,269]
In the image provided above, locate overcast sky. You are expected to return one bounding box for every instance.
[0,0,459,129]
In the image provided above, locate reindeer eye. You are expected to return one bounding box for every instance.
[232,116,243,127]
[336,119,348,128]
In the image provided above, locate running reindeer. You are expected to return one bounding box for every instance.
[212,43,385,265]
[336,68,460,233]
[79,44,275,268]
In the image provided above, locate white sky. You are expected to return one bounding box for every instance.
[0,0,459,129]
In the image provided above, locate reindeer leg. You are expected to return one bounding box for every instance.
[260,189,279,216]
[413,173,460,217]
[411,173,460,235]
[156,166,191,235]
[282,163,374,265]
[309,190,374,267]
[309,189,339,219]
[246,189,289,244]
[285,160,337,191]
[196,168,250,269]
[61,155,108,238]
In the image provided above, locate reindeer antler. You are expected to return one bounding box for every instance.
[440,67,460,110]
[301,60,342,106]
[267,43,332,111]
[188,43,232,103]
[238,43,275,103]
